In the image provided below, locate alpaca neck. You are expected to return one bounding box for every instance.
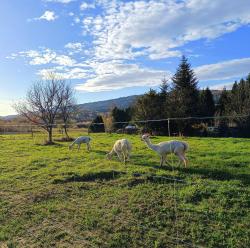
[144,139,159,152]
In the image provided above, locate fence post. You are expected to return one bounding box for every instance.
[167,118,171,137]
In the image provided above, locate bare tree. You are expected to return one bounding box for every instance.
[14,75,68,144]
[58,84,76,140]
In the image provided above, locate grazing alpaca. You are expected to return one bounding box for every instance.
[141,134,189,167]
[107,139,132,164]
[69,136,91,151]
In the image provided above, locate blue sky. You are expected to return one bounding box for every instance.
[1,0,250,116]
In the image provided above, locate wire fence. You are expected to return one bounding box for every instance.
[0,115,249,247]
[1,114,250,137]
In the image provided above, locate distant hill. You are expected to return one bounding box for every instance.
[0,115,18,121]
[1,91,222,122]
[78,95,139,113]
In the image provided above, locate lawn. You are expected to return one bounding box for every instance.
[0,132,249,247]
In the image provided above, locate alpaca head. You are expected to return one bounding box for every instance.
[141,133,150,141]
[106,152,112,160]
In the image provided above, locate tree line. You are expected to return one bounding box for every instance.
[91,56,250,137]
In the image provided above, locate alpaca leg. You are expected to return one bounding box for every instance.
[87,143,91,151]
[126,152,130,162]
[117,152,123,162]
[122,152,126,164]
[165,156,172,166]
[162,154,167,166]
[176,153,186,168]
[183,154,188,167]
[160,156,163,167]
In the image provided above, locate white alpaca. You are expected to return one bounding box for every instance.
[69,136,91,151]
[141,134,189,167]
[107,139,132,163]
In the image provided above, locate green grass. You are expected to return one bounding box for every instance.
[0,132,249,247]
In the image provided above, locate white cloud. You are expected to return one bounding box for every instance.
[209,82,234,90]
[13,48,76,67]
[75,57,250,92]
[195,58,250,81]
[75,61,169,92]
[80,2,95,10]
[44,0,75,3]
[54,55,76,66]
[82,0,250,60]
[34,11,58,22]
[18,49,57,65]
[38,67,90,80]
[0,100,16,116]
[65,42,85,54]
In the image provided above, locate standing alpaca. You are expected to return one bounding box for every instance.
[141,134,189,167]
[107,139,132,164]
[69,136,91,151]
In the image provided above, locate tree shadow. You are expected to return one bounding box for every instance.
[94,150,108,156]
[53,170,126,184]
[177,167,250,185]
[133,155,250,185]
[35,142,63,147]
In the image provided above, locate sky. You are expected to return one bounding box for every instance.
[0,0,250,116]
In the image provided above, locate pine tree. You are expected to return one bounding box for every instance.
[170,55,200,135]
[199,87,215,125]
[217,88,230,116]
[229,77,250,137]
[111,107,131,129]
[216,88,230,137]
[133,89,165,134]
[89,115,105,133]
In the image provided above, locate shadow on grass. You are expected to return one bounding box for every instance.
[133,155,250,185]
[129,174,185,187]
[53,170,126,184]
[94,150,108,156]
[35,142,63,147]
[178,167,250,185]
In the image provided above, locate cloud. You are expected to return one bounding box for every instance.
[75,57,250,92]
[82,0,250,60]
[44,0,75,3]
[75,61,169,92]
[195,58,250,81]
[13,48,76,66]
[34,11,58,21]
[80,2,95,10]
[0,100,16,116]
[209,82,234,90]
[38,67,89,80]
[65,42,85,54]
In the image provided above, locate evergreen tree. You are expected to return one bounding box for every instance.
[199,87,215,125]
[111,107,131,129]
[170,55,200,135]
[89,115,105,133]
[133,89,166,134]
[217,88,230,115]
[216,88,230,137]
[228,76,250,137]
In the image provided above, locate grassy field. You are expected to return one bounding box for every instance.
[0,132,249,247]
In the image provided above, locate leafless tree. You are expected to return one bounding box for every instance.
[14,75,70,144]
[58,84,76,140]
